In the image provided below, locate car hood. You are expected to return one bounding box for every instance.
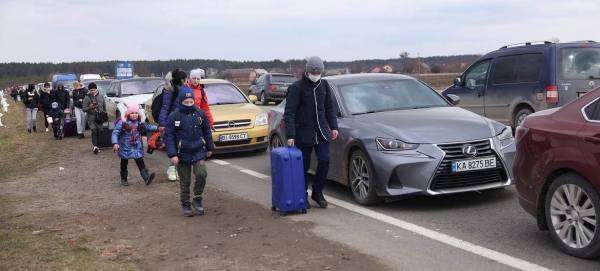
[354,107,493,144]
[115,94,153,105]
[211,103,264,121]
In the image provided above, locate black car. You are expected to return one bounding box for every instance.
[248,73,296,105]
[442,40,600,128]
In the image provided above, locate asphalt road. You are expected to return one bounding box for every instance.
[145,104,599,271]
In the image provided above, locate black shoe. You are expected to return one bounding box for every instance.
[120,171,129,186]
[93,147,99,155]
[192,196,205,215]
[305,193,311,209]
[28,129,31,133]
[311,192,328,208]
[59,136,63,140]
[33,126,36,132]
[77,134,82,139]
[182,202,194,217]
[140,168,155,185]
[81,134,85,138]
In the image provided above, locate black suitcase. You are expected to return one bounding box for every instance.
[97,128,113,148]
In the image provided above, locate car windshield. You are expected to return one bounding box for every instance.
[120,80,163,96]
[339,79,449,115]
[559,48,600,79]
[203,83,247,105]
[89,81,113,95]
[272,75,296,83]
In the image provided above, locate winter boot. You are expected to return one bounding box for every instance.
[140,168,155,185]
[120,171,129,186]
[311,191,328,208]
[33,126,36,132]
[192,196,205,215]
[182,202,194,217]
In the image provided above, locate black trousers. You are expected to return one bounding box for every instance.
[120,158,145,172]
[43,108,51,128]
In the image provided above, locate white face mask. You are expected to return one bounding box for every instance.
[308,73,321,82]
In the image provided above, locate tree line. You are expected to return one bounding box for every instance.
[1,54,481,88]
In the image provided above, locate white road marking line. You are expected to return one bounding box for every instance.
[306,190,552,271]
[240,169,269,179]
[210,159,230,165]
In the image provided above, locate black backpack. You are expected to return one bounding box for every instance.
[151,86,177,124]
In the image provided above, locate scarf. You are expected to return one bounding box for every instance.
[42,87,52,94]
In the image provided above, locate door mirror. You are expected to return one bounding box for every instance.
[248,95,258,103]
[453,76,464,87]
[445,94,460,106]
[106,91,117,97]
[251,80,256,85]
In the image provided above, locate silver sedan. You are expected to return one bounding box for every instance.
[268,73,516,205]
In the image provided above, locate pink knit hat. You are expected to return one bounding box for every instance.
[125,104,140,120]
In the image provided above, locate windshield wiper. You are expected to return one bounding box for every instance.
[353,110,378,115]
[411,106,430,109]
[590,76,600,79]
[215,102,240,105]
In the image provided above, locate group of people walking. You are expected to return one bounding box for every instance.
[13,57,337,217]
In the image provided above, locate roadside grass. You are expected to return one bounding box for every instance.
[0,100,138,270]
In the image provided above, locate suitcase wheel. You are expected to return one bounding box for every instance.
[301,209,307,214]
[281,211,286,217]
[271,206,276,211]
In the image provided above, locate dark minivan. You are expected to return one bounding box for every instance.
[442,40,600,128]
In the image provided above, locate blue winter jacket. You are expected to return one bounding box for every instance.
[48,108,63,121]
[111,119,158,159]
[164,109,214,163]
[158,87,178,127]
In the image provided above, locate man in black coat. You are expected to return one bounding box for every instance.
[284,56,338,209]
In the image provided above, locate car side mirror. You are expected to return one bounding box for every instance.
[248,95,258,103]
[453,76,464,87]
[251,81,257,85]
[106,91,116,97]
[446,94,460,106]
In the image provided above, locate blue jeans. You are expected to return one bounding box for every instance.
[298,135,330,193]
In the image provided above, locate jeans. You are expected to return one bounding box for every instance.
[74,107,85,134]
[298,135,330,193]
[25,108,38,129]
[91,128,98,147]
[177,160,207,203]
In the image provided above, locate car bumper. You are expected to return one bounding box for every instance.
[211,125,269,154]
[266,91,287,100]
[368,138,516,197]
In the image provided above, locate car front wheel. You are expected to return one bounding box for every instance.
[545,173,600,259]
[514,108,532,128]
[349,150,384,206]
[270,134,283,151]
[260,92,268,105]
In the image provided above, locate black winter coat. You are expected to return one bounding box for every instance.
[284,73,338,147]
[72,87,88,108]
[54,89,70,110]
[39,90,55,109]
[23,91,39,109]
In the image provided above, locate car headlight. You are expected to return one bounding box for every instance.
[376,138,419,151]
[496,127,513,140]
[255,112,268,126]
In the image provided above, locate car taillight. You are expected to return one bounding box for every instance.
[515,126,529,144]
[267,111,271,124]
[546,85,558,103]
[268,85,277,90]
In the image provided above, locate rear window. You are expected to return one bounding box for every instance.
[493,54,543,84]
[559,48,600,80]
[271,75,297,83]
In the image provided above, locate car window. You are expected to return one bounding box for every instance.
[258,75,266,84]
[120,80,163,96]
[339,79,448,115]
[204,83,248,105]
[584,98,600,121]
[90,81,113,95]
[493,54,543,84]
[272,75,296,84]
[559,48,600,80]
[465,60,491,87]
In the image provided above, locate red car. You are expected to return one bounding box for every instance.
[514,86,600,259]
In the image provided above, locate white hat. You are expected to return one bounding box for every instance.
[190,69,205,79]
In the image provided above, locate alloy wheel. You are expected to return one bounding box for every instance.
[549,184,597,249]
[517,113,528,126]
[271,135,282,150]
[350,155,370,201]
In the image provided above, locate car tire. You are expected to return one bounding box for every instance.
[514,108,533,128]
[270,134,283,151]
[349,150,384,206]
[544,173,600,259]
[261,92,268,105]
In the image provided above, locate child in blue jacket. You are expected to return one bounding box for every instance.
[112,104,158,186]
[164,83,214,217]
[48,102,63,140]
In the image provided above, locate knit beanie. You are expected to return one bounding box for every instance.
[126,103,140,116]
[27,84,36,92]
[177,85,195,113]
[52,102,58,107]
[190,68,205,79]
[88,82,98,90]
[306,56,324,74]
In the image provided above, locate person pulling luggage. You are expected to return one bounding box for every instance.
[283,56,338,209]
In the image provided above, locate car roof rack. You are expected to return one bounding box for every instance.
[565,40,597,43]
[499,41,554,49]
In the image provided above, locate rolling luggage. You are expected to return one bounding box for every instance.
[62,120,77,137]
[271,146,307,216]
[97,127,113,148]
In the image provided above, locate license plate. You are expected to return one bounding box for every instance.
[219,133,248,142]
[452,157,496,173]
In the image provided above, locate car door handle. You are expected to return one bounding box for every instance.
[584,135,600,144]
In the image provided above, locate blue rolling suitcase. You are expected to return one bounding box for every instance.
[271,147,307,216]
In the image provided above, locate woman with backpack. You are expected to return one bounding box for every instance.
[157,68,186,181]
[39,82,55,132]
[23,84,39,133]
[112,103,158,186]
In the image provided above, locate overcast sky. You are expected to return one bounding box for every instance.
[1,0,598,63]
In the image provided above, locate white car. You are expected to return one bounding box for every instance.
[104,78,164,122]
